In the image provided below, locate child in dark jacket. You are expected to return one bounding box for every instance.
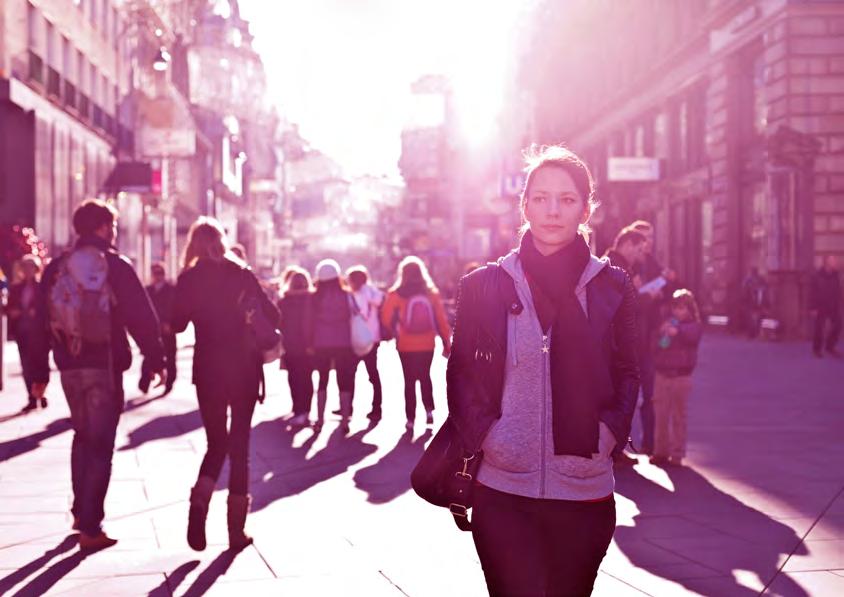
[651,289,703,467]
[278,268,314,427]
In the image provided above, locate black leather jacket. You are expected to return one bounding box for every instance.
[446,260,640,458]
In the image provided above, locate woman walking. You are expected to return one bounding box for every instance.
[381,256,451,429]
[310,259,357,431]
[650,289,703,467]
[172,217,280,551]
[446,145,639,596]
[7,255,46,411]
[347,266,385,422]
[278,268,314,427]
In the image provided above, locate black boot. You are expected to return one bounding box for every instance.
[227,494,253,550]
[187,476,215,551]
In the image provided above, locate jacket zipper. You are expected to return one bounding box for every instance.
[540,332,548,498]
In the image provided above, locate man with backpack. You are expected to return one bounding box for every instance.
[31,200,166,551]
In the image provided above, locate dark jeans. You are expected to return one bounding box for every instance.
[814,310,841,353]
[195,381,258,495]
[60,369,122,536]
[15,334,37,400]
[357,343,383,413]
[398,350,434,421]
[314,348,357,393]
[638,351,655,453]
[285,353,314,416]
[472,485,616,597]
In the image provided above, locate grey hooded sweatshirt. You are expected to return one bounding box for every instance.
[476,251,618,501]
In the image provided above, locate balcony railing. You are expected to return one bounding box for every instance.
[28,50,44,85]
[78,94,90,120]
[47,67,61,99]
[104,114,115,137]
[64,81,76,110]
[92,105,104,129]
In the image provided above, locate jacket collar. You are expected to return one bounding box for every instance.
[500,247,607,291]
[75,235,115,252]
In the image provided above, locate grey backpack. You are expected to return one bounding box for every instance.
[48,247,113,355]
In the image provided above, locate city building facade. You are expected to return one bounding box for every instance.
[517,0,844,335]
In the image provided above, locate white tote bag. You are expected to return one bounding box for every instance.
[349,295,375,357]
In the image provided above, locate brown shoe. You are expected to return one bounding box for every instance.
[71,516,80,531]
[79,532,117,552]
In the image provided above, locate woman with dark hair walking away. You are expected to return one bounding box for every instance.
[8,255,46,411]
[310,259,357,431]
[381,256,452,430]
[446,145,639,596]
[172,217,280,551]
[278,268,315,427]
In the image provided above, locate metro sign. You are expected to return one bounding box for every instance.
[607,157,661,182]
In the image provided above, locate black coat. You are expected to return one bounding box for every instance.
[278,291,312,355]
[32,236,164,382]
[810,268,841,314]
[7,280,39,339]
[146,281,176,330]
[446,261,640,458]
[172,258,280,394]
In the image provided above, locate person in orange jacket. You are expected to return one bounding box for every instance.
[381,256,452,429]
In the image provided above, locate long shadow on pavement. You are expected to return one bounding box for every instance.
[0,534,78,594]
[249,420,377,513]
[147,560,200,596]
[117,410,203,451]
[353,429,432,504]
[613,464,809,596]
[5,539,89,596]
[180,548,244,597]
[0,418,72,463]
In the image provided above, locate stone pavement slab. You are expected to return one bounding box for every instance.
[0,334,842,595]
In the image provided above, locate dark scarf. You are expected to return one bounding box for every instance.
[519,230,604,457]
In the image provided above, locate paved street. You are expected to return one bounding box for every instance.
[0,332,842,596]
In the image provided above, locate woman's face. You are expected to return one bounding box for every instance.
[523,166,589,254]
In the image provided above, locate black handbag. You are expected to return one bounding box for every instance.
[411,417,482,532]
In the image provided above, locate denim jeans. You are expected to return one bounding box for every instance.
[638,351,656,453]
[60,368,122,536]
[195,380,258,495]
[398,350,435,421]
[472,485,615,597]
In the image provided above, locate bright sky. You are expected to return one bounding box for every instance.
[238,0,533,178]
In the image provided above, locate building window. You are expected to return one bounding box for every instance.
[687,84,707,169]
[654,111,669,159]
[633,123,645,157]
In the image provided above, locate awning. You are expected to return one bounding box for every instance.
[102,161,153,194]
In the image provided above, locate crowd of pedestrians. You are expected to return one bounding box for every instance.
[0,142,841,595]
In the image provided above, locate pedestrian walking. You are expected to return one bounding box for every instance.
[741,267,771,339]
[625,220,677,457]
[7,255,46,412]
[347,266,385,422]
[650,289,703,467]
[278,267,314,427]
[172,217,280,551]
[809,255,841,358]
[603,228,650,466]
[140,262,177,395]
[309,259,357,431]
[445,145,639,596]
[31,199,166,551]
[381,256,452,430]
